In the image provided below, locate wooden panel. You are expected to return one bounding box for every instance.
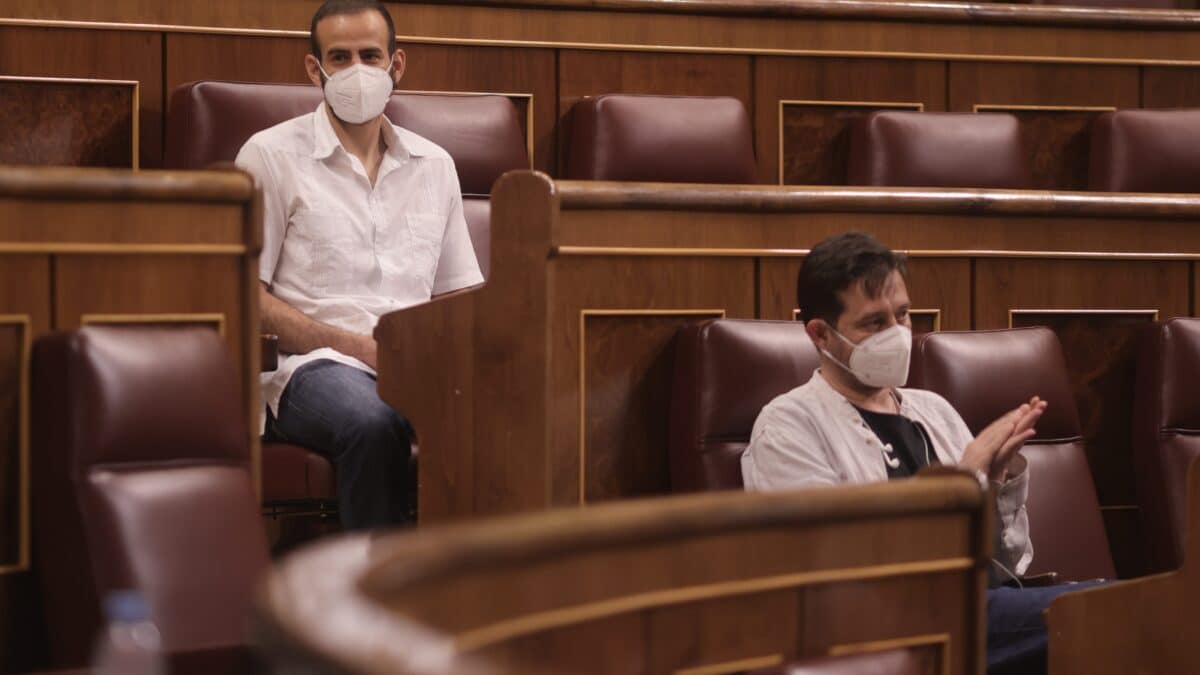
[558,50,753,176]
[0,27,163,168]
[0,78,136,168]
[756,57,946,184]
[581,311,724,503]
[647,591,797,674]
[757,257,970,331]
[164,32,312,92]
[975,105,1113,190]
[1009,309,1158,578]
[949,63,1138,190]
[53,255,247,407]
[551,256,755,507]
[1143,67,1200,107]
[803,574,965,674]
[477,613,648,674]
[949,63,1140,111]
[779,100,923,186]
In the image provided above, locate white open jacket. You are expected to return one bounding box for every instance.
[742,370,1033,580]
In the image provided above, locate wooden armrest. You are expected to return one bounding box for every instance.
[261,334,279,372]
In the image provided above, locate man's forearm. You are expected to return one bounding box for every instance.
[259,284,375,367]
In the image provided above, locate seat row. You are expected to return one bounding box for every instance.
[567,95,1200,193]
[670,317,1200,579]
[170,82,1200,196]
[27,324,986,673]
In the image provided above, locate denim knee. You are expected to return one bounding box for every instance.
[337,401,411,453]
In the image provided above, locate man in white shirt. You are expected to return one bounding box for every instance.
[236,0,483,529]
[742,232,1100,675]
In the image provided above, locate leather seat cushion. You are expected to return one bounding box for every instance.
[261,442,337,502]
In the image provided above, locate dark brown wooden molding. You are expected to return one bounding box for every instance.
[0,166,254,202]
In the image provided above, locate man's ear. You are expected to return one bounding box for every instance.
[390,49,407,87]
[804,318,829,351]
[304,53,324,88]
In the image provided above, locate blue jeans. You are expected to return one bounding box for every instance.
[264,359,414,530]
[986,580,1107,675]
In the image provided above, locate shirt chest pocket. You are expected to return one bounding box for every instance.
[289,210,370,294]
[378,212,444,293]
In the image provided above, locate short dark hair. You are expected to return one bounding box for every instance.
[310,0,396,60]
[796,232,908,326]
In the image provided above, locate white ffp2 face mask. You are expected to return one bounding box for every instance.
[821,323,912,389]
[318,60,394,125]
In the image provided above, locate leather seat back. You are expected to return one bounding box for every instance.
[1134,317,1200,572]
[670,319,820,492]
[566,94,758,183]
[1089,109,1200,193]
[909,327,1116,581]
[32,326,269,666]
[847,111,1032,189]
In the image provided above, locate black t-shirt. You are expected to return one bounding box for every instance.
[852,405,938,479]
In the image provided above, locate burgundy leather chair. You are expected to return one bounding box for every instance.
[908,327,1116,582]
[669,319,820,492]
[165,81,527,511]
[565,94,758,183]
[31,326,269,668]
[1133,318,1200,572]
[847,111,1032,189]
[1089,109,1200,193]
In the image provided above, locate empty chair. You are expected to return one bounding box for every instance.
[1133,318,1200,572]
[566,94,758,183]
[669,319,820,492]
[1089,109,1200,193]
[847,111,1032,189]
[909,327,1116,582]
[31,326,269,668]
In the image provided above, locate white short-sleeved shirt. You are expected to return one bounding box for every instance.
[236,103,483,416]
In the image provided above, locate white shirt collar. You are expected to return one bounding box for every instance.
[310,102,425,162]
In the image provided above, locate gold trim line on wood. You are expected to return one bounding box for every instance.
[0,76,140,170]
[555,246,1200,261]
[830,633,952,675]
[0,244,247,255]
[80,313,227,337]
[8,19,1200,68]
[577,309,726,505]
[911,308,942,332]
[0,315,32,575]
[1006,308,1159,328]
[673,654,785,675]
[777,99,924,185]
[973,103,1118,113]
[454,556,975,650]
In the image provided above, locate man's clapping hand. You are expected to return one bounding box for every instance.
[960,396,1046,482]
